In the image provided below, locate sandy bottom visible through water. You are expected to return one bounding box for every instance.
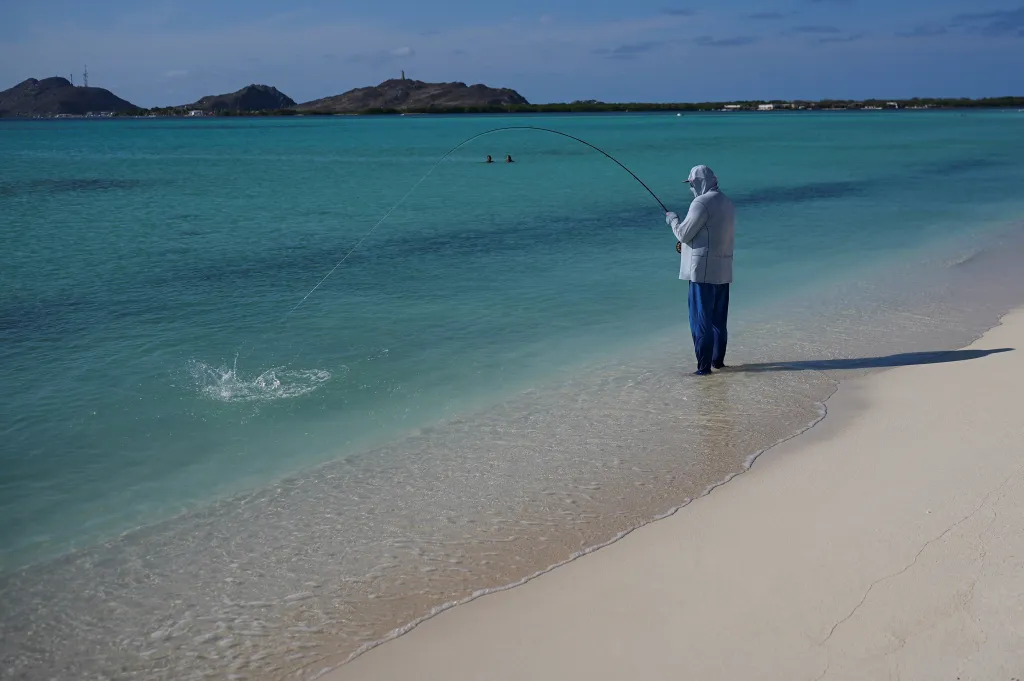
[2,225,1024,681]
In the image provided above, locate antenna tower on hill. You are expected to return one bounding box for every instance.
[83,65,89,87]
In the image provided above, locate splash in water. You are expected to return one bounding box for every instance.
[188,357,333,403]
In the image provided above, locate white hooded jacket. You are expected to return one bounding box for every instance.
[666,165,735,284]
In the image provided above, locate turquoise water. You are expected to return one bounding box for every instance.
[2,111,1024,680]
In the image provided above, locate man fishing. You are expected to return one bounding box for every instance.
[665,165,736,376]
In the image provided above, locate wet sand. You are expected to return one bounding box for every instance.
[329,309,1024,681]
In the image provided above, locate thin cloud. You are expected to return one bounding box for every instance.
[595,41,665,59]
[792,25,843,34]
[896,25,947,37]
[348,46,416,65]
[950,7,1024,37]
[818,32,867,43]
[0,9,855,106]
[694,35,757,47]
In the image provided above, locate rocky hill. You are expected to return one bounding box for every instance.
[298,79,529,113]
[189,84,296,112]
[0,78,139,117]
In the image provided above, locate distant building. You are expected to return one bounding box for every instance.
[723,104,742,111]
[886,101,899,109]
[187,110,205,117]
[757,103,774,111]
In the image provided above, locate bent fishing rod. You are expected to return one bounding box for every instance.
[285,125,669,319]
[441,126,668,212]
[235,125,672,365]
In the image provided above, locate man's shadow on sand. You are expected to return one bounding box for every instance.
[730,348,1013,373]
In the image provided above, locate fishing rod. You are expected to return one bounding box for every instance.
[284,125,669,322]
[231,125,671,371]
[447,126,668,212]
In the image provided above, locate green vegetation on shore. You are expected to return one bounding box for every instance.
[6,74,1021,119]
[125,96,1024,118]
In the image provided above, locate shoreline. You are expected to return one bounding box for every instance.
[311,295,1002,675]
[5,106,1022,121]
[326,309,1024,681]
[4,222,1024,681]
[6,108,1024,678]
[322,392,838,674]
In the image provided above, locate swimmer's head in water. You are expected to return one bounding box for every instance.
[505,155,514,163]
[486,155,493,163]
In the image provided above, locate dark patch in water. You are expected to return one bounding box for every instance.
[0,287,176,346]
[0,178,143,198]
[133,123,325,131]
[0,297,94,340]
[160,201,653,294]
[917,157,1010,177]
[734,180,865,207]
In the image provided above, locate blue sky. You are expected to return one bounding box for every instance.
[1,0,1022,106]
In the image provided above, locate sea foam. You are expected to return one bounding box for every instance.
[187,359,333,403]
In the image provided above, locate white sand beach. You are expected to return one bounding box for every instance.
[328,309,1024,681]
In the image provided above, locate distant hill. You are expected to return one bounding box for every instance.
[0,77,139,117]
[189,84,296,112]
[298,78,529,113]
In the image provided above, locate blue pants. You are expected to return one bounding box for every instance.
[688,282,730,372]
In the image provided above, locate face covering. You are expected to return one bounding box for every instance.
[687,166,720,197]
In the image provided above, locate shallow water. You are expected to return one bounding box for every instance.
[2,112,1024,680]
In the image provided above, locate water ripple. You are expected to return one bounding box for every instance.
[188,359,334,403]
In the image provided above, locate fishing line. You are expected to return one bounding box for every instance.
[236,125,668,370]
[467,126,669,211]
